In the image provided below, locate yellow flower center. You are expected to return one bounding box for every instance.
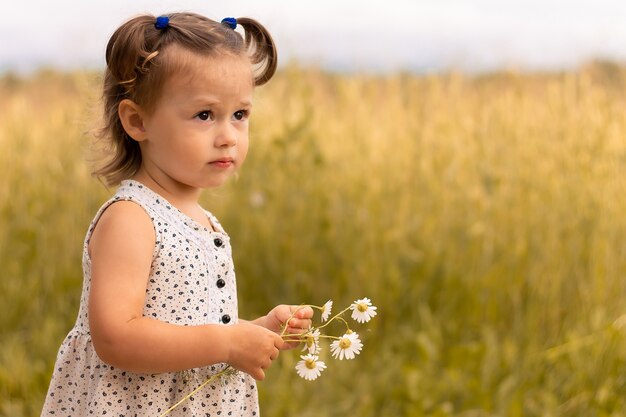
[339,337,352,349]
[306,336,314,348]
[305,359,317,369]
[357,302,368,312]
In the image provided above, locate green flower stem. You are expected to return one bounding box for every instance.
[315,306,352,332]
[282,334,342,344]
[281,337,305,343]
[280,304,309,338]
[159,366,231,416]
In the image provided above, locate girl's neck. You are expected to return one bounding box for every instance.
[130,171,213,229]
[132,172,199,202]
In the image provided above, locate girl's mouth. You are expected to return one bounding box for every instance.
[209,159,234,168]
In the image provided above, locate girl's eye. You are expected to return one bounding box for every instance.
[196,111,212,121]
[233,110,249,121]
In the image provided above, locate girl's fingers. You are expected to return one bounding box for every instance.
[285,318,311,331]
[293,306,314,319]
[286,305,313,319]
[280,340,302,351]
[269,347,279,361]
[284,326,311,338]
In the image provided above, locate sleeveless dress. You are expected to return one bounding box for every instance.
[41,180,259,416]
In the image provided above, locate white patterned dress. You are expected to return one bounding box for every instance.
[42,180,259,416]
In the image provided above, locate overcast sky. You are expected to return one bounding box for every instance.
[2,0,626,73]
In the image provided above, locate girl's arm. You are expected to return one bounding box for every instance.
[88,201,283,380]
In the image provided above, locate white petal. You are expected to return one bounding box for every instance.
[321,300,333,322]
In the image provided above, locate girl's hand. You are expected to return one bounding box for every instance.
[263,305,314,350]
[225,321,284,380]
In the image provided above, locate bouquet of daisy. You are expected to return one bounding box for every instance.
[160,297,377,415]
[284,297,378,381]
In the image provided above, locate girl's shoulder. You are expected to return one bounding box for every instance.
[95,200,154,233]
[97,179,166,224]
[87,199,156,258]
[85,180,158,247]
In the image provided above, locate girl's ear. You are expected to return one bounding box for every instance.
[118,99,148,142]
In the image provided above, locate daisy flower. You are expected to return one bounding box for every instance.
[330,331,363,360]
[301,328,321,355]
[295,354,327,381]
[350,297,378,323]
[320,300,333,322]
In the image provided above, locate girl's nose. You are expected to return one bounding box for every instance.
[215,122,237,147]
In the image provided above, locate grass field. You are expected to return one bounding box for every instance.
[1,63,626,416]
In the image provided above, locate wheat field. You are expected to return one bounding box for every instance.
[1,63,626,416]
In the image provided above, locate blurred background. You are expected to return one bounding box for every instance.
[4,0,626,73]
[2,1,626,416]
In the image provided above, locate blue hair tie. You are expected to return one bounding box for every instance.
[155,16,170,30]
[221,17,237,30]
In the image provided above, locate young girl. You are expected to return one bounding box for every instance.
[42,12,312,416]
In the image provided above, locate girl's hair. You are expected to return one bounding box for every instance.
[94,12,277,186]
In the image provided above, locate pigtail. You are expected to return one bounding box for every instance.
[236,17,277,86]
[96,15,163,186]
[105,15,164,96]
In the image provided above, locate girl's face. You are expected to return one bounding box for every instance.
[137,48,254,191]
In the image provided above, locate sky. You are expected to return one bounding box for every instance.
[2,0,626,74]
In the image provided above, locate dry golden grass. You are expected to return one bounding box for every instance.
[1,63,626,416]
